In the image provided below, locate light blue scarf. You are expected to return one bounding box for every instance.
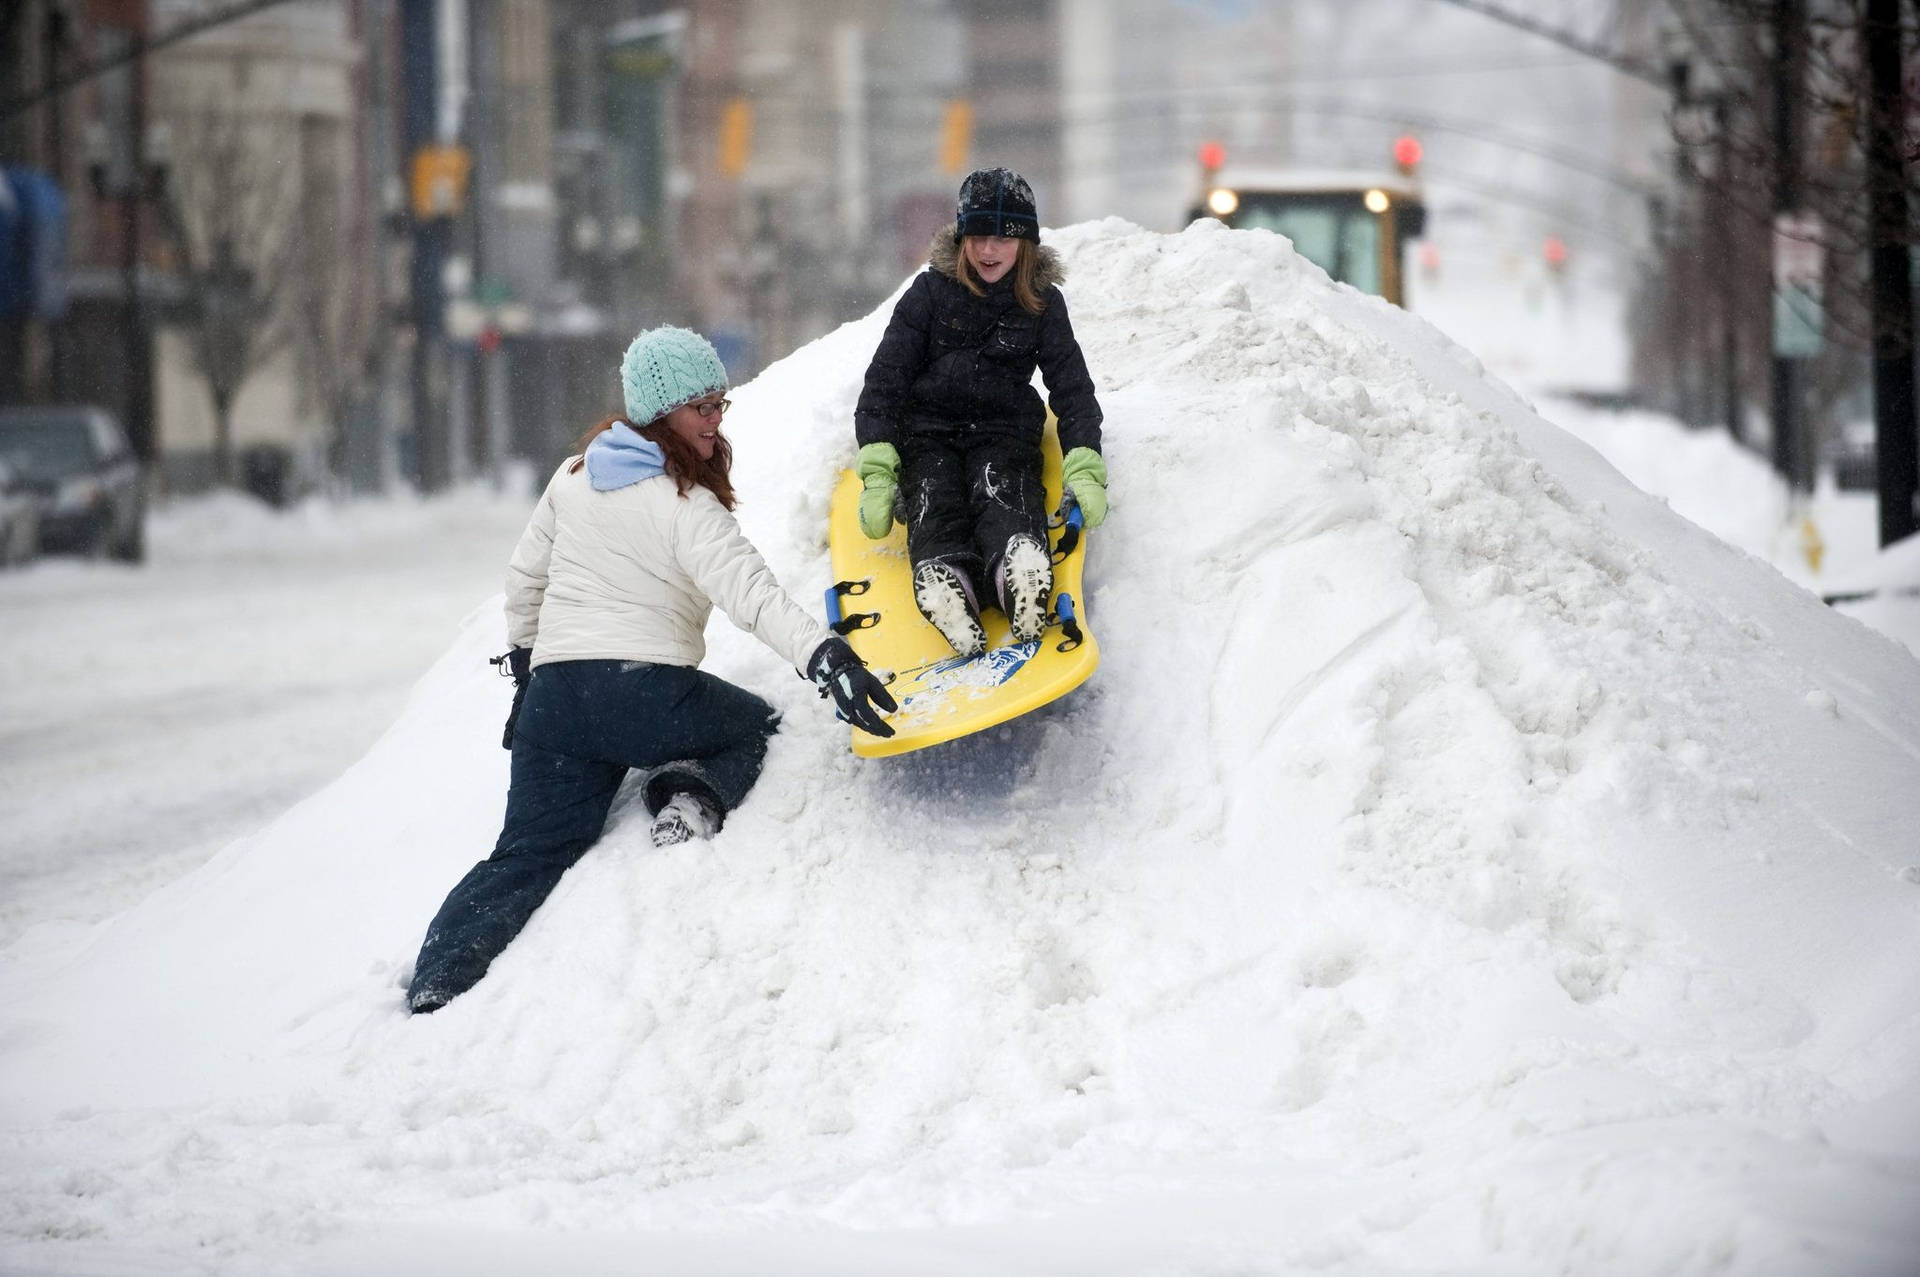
[584,421,666,491]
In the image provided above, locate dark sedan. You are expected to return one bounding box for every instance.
[0,405,146,562]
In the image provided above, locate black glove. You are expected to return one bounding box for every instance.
[496,647,532,749]
[806,636,897,738]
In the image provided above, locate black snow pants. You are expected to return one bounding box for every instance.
[407,659,780,1011]
[900,431,1048,606]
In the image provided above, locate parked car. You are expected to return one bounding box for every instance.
[0,457,40,567]
[0,405,146,562]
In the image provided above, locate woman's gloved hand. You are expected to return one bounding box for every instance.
[856,443,901,539]
[499,647,532,749]
[806,635,897,738]
[1059,447,1108,529]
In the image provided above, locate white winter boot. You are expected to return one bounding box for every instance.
[913,559,988,657]
[650,792,720,847]
[998,534,1054,644]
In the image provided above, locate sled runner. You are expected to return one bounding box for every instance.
[825,416,1100,758]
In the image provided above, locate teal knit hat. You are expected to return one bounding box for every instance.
[620,326,729,425]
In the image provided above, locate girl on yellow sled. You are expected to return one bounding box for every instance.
[853,167,1108,657]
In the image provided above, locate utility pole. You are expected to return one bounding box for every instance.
[87,12,158,470]
[1769,0,1810,493]
[401,0,449,491]
[1716,98,1740,444]
[1865,0,1918,547]
[348,0,400,493]
[1668,54,1702,429]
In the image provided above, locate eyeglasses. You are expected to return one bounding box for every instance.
[693,398,732,420]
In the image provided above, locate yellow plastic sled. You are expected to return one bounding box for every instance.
[825,418,1099,758]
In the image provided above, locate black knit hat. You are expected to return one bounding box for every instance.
[956,167,1038,240]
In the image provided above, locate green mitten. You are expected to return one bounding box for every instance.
[856,443,900,539]
[1060,447,1108,529]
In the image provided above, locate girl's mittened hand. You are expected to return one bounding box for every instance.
[858,477,897,538]
[856,443,901,539]
[1060,446,1108,529]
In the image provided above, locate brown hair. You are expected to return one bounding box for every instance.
[956,237,1046,315]
[568,412,737,510]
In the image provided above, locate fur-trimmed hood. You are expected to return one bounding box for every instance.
[927,225,1065,292]
[855,225,1104,456]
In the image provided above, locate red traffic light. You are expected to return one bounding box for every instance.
[1198,141,1226,171]
[1392,135,1422,173]
[1544,235,1568,269]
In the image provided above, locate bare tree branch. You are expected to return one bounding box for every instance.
[153,93,301,485]
[1634,0,1916,441]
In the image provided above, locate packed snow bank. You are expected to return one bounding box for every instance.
[5,219,1919,1276]
[1518,393,1920,661]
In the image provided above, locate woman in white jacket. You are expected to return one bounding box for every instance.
[407,326,894,1015]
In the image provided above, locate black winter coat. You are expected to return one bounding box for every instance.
[854,229,1103,457]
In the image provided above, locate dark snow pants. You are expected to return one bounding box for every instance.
[407,659,780,1009]
[900,432,1048,605]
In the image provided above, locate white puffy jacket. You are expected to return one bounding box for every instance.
[505,460,831,676]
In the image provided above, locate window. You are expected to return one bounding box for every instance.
[0,414,99,479]
[1233,195,1380,295]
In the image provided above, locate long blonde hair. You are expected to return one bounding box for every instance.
[568,413,737,510]
[955,237,1046,315]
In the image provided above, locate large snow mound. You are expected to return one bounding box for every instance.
[5,219,1919,1275]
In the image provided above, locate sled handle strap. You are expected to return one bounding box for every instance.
[1053,592,1083,652]
[825,580,878,635]
[1050,503,1084,564]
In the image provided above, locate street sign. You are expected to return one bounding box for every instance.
[1772,212,1825,358]
[604,19,681,263]
[1773,212,1823,286]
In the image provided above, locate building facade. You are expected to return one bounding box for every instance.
[5,0,1083,493]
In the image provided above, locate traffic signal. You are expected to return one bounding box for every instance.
[940,100,974,176]
[1392,134,1422,177]
[1198,141,1226,174]
[410,145,471,218]
[1544,235,1568,272]
[718,99,753,176]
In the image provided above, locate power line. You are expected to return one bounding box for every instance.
[2,0,303,122]
[1424,0,1670,88]
[1048,82,1665,203]
[1280,93,1665,202]
[693,78,1663,237]
[1284,53,1594,85]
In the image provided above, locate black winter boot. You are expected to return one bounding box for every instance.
[997,534,1053,644]
[913,559,988,657]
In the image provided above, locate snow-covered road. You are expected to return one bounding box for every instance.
[0,490,530,948]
